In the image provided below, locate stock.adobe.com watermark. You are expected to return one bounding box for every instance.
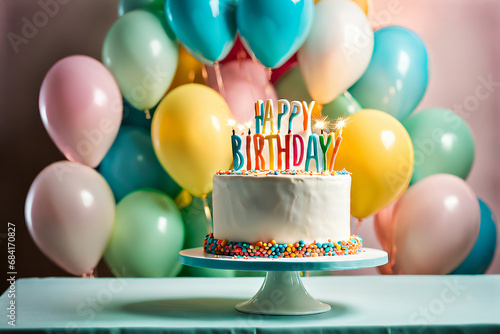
[7,0,72,54]
[409,278,467,332]
[64,275,128,333]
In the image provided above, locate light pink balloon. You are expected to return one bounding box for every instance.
[392,174,480,275]
[25,161,115,276]
[374,202,396,254]
[207,59,277,124]
[39,55,122,168]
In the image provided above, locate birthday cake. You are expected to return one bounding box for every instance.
[204,99,362,258]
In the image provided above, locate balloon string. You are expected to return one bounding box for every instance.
[82,268,94,278]
[144,109,151,120]
[264,67,272,96]
[214,62,225,97]
[201,64,208,84]
[243,61,258,103]
[237,40,247,62]
[355,218,363,236]
[188,69,196,83]
[201,194,213,234]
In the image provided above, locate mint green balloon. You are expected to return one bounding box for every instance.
[322,92,362,120]
[102,10,178,110]
[275,67,361,119]
[104,189,185,277]
[404,108,475,185]
[179,195,235,277]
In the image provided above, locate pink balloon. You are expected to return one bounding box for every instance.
[374,202,396,254]
[207,59,277,124]
[25,161,115,276]
[39,55,122,168]
[392,174,480,275]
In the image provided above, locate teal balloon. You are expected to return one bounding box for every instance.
[275,66,361,119]
[403,108,474,185]
[349,26,429,121]
[99,126,182,201]
[117,0,164,16]
[452,199,497,274]
[102,10,178,110]
[179,194,235,277]
[104,190,185,277]
[165,0,238,65]
[237,0,314,69]
[121,97,156,129]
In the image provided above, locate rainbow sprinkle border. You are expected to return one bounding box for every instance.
[203,233,363,258]
[216,169,351,176]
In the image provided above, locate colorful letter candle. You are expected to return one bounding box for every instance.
[253,133,265,170]
[262,100,274,135]
[329,119,346,172]
[226,99,346,172]
[246,129,252,171]
[319,132,333,171]
[231,130,244,171]
[288,100,303,134]
[305,133,320,171]
[277,99,290,132]
[254,100,264,134]
[293,134,305,167]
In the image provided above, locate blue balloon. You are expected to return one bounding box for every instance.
[165,0,238,65]
[452,199,497,274]
[121,97,156,129]
[349,26,429,121]
[99,126,182,202]
[237,0,314,69]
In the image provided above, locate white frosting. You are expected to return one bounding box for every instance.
[212,174,351,244]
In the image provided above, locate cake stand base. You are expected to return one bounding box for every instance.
[235,271,330,315]
[178,247,387,316]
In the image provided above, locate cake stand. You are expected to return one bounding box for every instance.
[178,247,388,316]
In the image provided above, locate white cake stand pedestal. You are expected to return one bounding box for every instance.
[178,247,388,316]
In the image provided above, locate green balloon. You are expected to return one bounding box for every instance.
[179,195,235,277]
[102,10,178,110]
[118,0,165,16]
[404,108,475,185]
[104,189,185,277]
[322,91,362,120]
[275,67,361,119]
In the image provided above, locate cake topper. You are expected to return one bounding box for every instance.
[230,99,348,172]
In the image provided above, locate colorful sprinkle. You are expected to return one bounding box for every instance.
[216,169,350,177]
[203,233,363,258]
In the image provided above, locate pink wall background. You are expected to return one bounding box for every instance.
[0,0,498,288]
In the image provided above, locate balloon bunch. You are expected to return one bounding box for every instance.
[373,109,496,274]
[25,0,496,278]
[274,1,495,274]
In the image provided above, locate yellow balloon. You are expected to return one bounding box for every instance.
[152,84,233,197]
[335,109,414,218]
[314,0,371,17]
[168,45,205,93]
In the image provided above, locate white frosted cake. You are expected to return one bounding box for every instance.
[203,98,362,258]
[204,170,362,258]
[213,173,351,244]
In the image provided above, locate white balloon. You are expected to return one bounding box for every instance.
[25,161,115,276]
[298,0,374,104]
